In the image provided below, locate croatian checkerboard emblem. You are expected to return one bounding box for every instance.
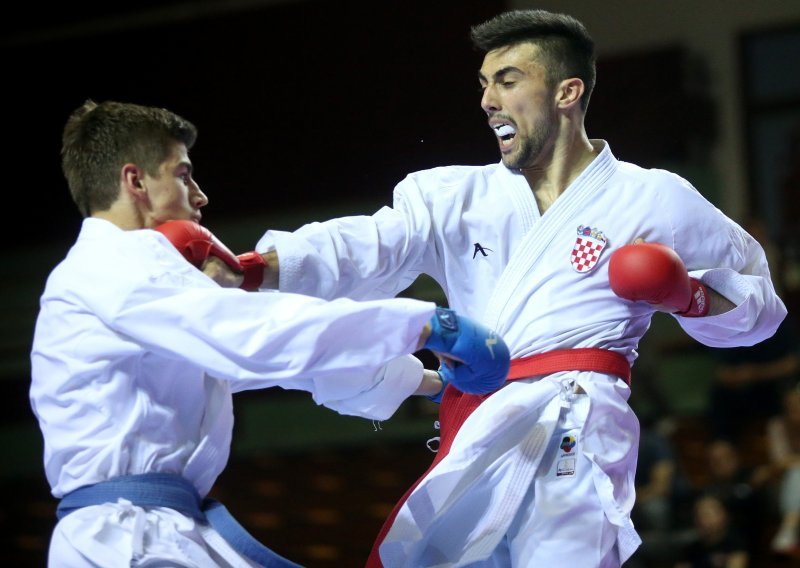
[571,225,607,273]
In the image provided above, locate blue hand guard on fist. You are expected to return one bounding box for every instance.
[423,307,510,395]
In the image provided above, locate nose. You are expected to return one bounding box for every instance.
[481,84,500,114]
[192,183,209,208]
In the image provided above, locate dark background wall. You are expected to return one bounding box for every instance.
[3,2,800,565]
[0,0,505,438]
[2,0,504,249]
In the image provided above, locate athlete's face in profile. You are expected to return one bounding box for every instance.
[138,142,208,228]
[478,42,558,170]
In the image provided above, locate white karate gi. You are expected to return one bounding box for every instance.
[30,217,437,567]
[258,140,787,567]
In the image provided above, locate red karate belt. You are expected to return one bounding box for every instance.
[364,348,631,567]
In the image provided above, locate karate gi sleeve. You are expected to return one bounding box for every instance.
[82,234,437,415]
[307,355,426,420]
[256,177,442,301]
[655,174,787,347]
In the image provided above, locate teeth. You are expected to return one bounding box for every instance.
[494,124,516,137]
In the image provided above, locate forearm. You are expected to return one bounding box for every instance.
[312,356,426,421]
[116,283,436,383]
[706,285,736,316]
[257,205,432,301]
[202,256,244,288]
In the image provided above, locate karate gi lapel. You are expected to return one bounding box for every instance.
[483,143,617,333]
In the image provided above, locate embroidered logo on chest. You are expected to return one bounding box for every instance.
[570,225,607,273]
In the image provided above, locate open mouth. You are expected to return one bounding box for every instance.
[493,124,517,148]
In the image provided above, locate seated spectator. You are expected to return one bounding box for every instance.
[635,420,683,532]
[674,493,749,568]
[765,387,800,556]
[627,414,693,568]
[701,439,770,557]
[707,312,800,444]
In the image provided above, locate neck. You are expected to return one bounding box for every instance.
[92,200,145,231]
[521,127,596,215]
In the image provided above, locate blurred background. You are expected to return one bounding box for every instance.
[2,0,800,565]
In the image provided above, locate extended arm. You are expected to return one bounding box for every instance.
[255,178,440,301]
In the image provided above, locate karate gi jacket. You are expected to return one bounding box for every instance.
[259,140,787,565]
[31,218,436,501]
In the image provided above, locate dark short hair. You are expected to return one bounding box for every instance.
[470,10,596,111]
[61,100,197,217]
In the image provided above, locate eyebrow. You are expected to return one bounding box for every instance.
[175,161,193,176]
[478,66,524,83]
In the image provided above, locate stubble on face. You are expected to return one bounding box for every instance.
[480,42,558,172]
[502,96,557,171]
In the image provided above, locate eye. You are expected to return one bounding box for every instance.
[501,81,515,88]
[180,173,191,185]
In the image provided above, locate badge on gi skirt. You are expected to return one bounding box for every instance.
[571,225,607,273]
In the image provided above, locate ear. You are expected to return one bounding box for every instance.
[556,78,585,110]
[122,163,148,203]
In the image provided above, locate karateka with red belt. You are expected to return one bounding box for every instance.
[248,10,787,568]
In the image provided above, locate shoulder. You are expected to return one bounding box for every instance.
[48,219,195,292]
[402,163,501,191]
[611,161,718,222]
[392,164,505,209]
[593,142,700,202]
[615,160,698,194]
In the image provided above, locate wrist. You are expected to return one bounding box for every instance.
[414,369,444,397]
[675,278,709,317]
[237,251,267,291]
[424,369,447,403]
[258,248,281,290]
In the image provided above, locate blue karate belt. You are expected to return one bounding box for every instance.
[56,473,302,568]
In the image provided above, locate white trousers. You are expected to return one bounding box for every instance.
[48,500,262,568]
[435,392,621,567]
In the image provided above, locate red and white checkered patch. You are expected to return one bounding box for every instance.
[571,236,606,273]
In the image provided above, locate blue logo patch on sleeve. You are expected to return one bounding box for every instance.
[435,308,458,332]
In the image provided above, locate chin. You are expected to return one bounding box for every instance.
[501,154,522,170]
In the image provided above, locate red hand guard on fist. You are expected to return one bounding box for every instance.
[154,220,242,272]
[608,242,709,317]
